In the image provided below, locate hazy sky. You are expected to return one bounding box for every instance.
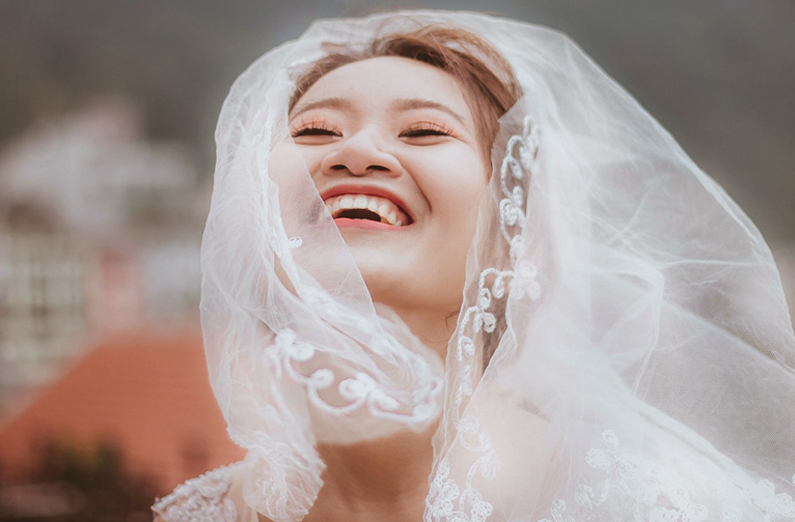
[1,0,793,242]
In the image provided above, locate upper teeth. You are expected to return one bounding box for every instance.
[325,194,408,227]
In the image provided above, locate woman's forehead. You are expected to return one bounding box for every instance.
[292,56,473,121]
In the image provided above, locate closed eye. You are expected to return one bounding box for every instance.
[400,122,453,139]
[291,122,341,138]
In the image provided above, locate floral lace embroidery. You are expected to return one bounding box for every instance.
[268,328,439,423]
[538,430,795,522]
[426,416,500,522]
[152,463,241,522]
[743,478,795,521]
[429,116,541,522]
[454,115,541,407]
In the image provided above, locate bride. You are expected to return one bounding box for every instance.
[153,10,795,522]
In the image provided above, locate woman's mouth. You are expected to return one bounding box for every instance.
[324,194,412,227]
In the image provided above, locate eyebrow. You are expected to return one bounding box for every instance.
[289,97,353,120]
[390,98,468,125]
[289,96,468,126]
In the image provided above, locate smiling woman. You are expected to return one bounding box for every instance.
[288,55,491,350]
[153,10,795,522]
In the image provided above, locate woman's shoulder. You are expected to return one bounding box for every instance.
[152,462,246,522]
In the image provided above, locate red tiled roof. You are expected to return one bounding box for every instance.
[0,329,244,493]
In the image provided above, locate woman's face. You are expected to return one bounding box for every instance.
[288,56,487,341]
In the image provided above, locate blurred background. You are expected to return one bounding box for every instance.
[0,0,793,520]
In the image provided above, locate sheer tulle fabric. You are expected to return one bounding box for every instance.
[201,11,795,522]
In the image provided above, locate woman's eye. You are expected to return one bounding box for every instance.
[291,124,340,138]
[400,123,452,139]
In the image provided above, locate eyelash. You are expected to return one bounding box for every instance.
[291,121,340,138]
[289,120,453,139]
[400,122,453,138]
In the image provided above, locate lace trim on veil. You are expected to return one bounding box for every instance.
[152,463,243,522]
[452,115,541,409]
[425,116,795,522]
[539,431,795,522]
[427,116,541,522]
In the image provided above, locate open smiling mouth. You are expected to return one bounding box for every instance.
[324,194,412,227]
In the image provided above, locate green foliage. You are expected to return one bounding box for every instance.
[0,438,159,522]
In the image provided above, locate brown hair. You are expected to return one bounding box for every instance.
[289,25,522,163]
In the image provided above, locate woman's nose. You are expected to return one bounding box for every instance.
[320,129,401,177]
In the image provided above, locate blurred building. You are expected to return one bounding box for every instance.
[0,98,207,414]
[0,330,243,497]
[0,98,199,237]
[0,211,90,407]
[0,98,240,521]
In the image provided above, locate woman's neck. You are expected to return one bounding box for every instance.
[390,303,458,356]
[306,424,436,521]
[294,306,450,521]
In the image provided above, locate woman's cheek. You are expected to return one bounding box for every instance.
[414,150,485,200]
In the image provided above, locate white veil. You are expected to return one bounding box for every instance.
[201,10,795,522]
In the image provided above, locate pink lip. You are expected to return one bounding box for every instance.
[319,184,415,223]
[333,217,411,231]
